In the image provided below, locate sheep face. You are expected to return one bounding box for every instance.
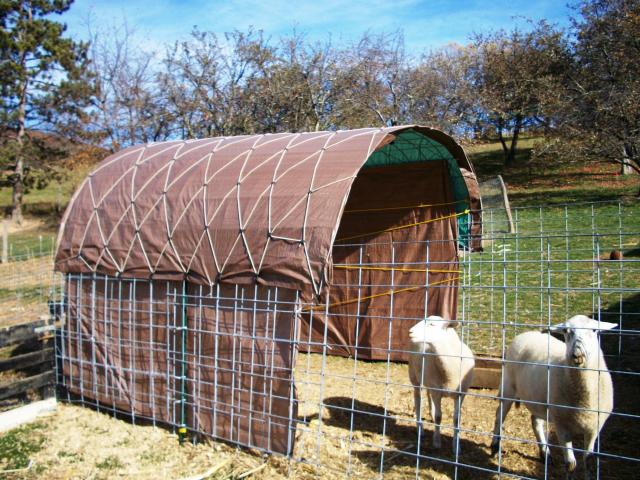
[409,315,449,351]
[549,315,617,367]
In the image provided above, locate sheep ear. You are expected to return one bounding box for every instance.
[547,323,566,332]
[588,320,618,332]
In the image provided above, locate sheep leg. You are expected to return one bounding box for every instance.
[413,385,425,437]
[556,428,576,479]
[490,397,514,456]
[531,416,551,461]
[582,431,598,480]
[429,389,443,449]
[452,393,464,456]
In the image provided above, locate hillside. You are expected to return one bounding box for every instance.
[466,138,639,206]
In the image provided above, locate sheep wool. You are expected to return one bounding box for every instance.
[408,316,475,454]
[491,315,616,479]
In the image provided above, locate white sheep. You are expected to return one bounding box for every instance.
[408,316,475,454]
[491,315,616,479]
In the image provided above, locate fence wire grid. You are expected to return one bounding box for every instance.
[0,231,56,327]
[49,199,640,479]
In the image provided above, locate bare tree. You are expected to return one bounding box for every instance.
[408,44,479,136]
[472,22,570,165]
[568,0,640,179]
[335,31,413,128]
[245,32,341,133]
[87,21,170,151]
[160,28,274,138]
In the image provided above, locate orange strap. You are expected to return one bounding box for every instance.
[301,276,459,312]
[336,209,470,243]
[333,265,461,274]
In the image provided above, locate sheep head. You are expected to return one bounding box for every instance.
[548,315,617,367]
[409,315,449,350]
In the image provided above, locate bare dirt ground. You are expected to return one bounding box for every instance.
[2,351,636,479]
[293,352,637,479]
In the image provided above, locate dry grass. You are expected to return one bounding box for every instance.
[294,353,542,480]
[5,403,286,480]
[1,352,634,479]
[293,352,638,479]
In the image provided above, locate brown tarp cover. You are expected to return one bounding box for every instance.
[301,161,460,361]
[55,126,473,294]
[54,125,478,454]
[62,278,299,454]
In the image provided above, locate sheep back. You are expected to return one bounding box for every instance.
[503,331,613,437]
[409,328,475,396]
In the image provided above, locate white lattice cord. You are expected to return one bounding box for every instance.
[236,135,268,276]
[320,128,389,287]
[301,132,338,295]
[66,128,416,292]
[162,137,256,275]
[128,154,155,273]
[89,144,147,177]
[238,133,302,182]
[258,133,301,274]
[162,143,188,273]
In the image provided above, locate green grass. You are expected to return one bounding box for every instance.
[461,201,640,355]
[0,421,46,471]
[0,165,90,218]
[95,455,125,471]
[6,231,56,261]
[0,285,48,301]
[57,450,84,464]
[459,138,640,354]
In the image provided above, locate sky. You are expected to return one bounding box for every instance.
[62,0,574,55]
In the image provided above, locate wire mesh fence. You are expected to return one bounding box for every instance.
[0,232,57,327]
[49,199,640,479]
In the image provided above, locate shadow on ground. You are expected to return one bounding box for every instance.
[593,292,640,479]
[304,396,548,479]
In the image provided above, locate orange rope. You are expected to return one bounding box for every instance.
[335,209,470,243]
[301,275,460,312]
[344,199,466,214]
[333,265,461,274]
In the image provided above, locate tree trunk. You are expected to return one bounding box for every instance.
[11,83,27,225]
[505,116,522,166]
[621,144,637,175]
[497,124,509,165]
[11,5,29,225]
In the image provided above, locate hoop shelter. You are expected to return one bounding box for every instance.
[54,125,480,455]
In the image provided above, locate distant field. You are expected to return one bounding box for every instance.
[461,200,640,356]
[0,164,91,218]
